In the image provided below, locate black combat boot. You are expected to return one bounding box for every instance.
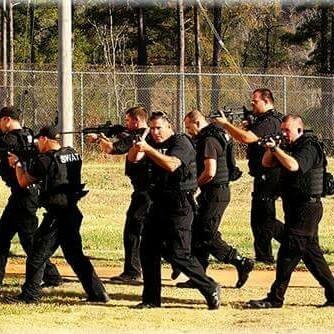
[204,285,221,310]
[245,297,282,309]
[231,254,254,288]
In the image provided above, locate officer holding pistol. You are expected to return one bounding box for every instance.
[0,106,61,287]
[128,111,221,310]
[6,126,109,303]
[175,110,253,289]
[247,114,334,308]
[213,88,284,264]
[88,106,152,283]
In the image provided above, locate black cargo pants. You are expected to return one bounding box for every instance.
[0,191,61,285]
[251,174,284,262]
[123,190,151,277]
[140,191,218,306]
[192,185,237,271]
[21,205,107,301]
[267,199,334,305]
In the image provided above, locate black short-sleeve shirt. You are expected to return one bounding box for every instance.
[151,134,197,191]
[196,136,222,176]
[291,141,321,174]
[202,137,222,160]
[247,110,282,176]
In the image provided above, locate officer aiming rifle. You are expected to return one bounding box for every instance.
[210,106,254,128]
[61,121,128,141]
[211,88,284,264]
[88,106,153,283]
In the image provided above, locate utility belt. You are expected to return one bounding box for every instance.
[252,191,278,201]
[150,188,195,197]
[200,183,228,192]
[11,184,39,197]
[283,194,321,204]
[40,189,89,209]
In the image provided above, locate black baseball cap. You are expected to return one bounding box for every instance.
[0,106,21,120]
[35,126,60,140]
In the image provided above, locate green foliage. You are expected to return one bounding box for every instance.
[8,2,328,72]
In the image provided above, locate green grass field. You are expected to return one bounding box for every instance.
[3,158,334,267]
[1,158,334,333]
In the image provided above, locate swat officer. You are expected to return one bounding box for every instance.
[128,111,221,310]
[6,126,109,303]
[247,115,334,308]
[175,110,253,289]
[88,106,152,283]
[0,106,61,287]
[213,88,284,264]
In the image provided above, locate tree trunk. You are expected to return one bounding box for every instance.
[2,0,7,107]
[177,0,185,131]
[330,11,334,73]
[320,6,329,74]
[210,2,222,115]
[319,6,332,150]
[9,0,13,105]
[263,26,270,73]
[194,4,202,112]
[136,7,151,112]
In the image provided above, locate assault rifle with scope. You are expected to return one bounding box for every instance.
[209,106,254,126]
[60,121,128,138]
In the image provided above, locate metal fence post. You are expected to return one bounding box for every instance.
[283,76,287,115]
[178,72,185,131]
[80,72,84,157]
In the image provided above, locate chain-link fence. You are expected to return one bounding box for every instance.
[1,69,334,157]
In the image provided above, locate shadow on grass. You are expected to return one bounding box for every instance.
[230,301,323,309]
[0,288,222,310]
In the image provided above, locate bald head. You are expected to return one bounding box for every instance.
[184,110,208,137]
[281,114,304,143]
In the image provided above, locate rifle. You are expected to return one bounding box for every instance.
[257,134,286,148]
[210,106,254,126]
[60,121,128,138]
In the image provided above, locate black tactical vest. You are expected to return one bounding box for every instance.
[0,128,35,191]
[247,110,282,177]
[281,135,324,198]
[40,147,84,206]
[195,124,229,185]
[151,134,197,192]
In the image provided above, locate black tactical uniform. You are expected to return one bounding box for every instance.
[139,134,220,309]
[248,109,284,263]
[254,134,334,307]
[0,129,61,286]
[17,145,109,303]
[190,124,253,287]
[112,128,152,280]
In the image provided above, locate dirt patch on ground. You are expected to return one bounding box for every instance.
[5,259,322,289]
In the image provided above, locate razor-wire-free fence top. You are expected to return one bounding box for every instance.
[1,69,334,157]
